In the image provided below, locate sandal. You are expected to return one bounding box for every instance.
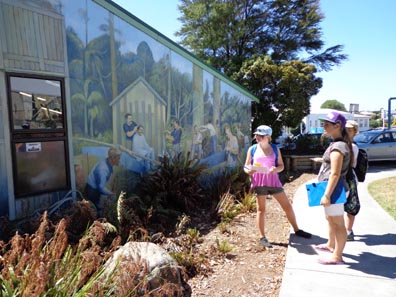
[314,244,333,253]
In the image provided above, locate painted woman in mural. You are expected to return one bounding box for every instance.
[200,120,217,155]
[132,125,155,171]
[224,124,239,168]
[190,124,203,160]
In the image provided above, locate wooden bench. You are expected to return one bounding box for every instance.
[283,155,322,171]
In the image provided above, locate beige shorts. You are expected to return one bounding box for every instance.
[324,203,344,216]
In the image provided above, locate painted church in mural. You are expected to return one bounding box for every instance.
[0,0,256,220]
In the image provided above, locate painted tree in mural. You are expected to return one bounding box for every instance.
[67,3,203,142]
[177,0,347,136]
[68,32,113,137]
[171,70,193,124]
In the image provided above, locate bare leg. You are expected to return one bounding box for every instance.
[256,195,267,237]
[328,215,347,262]
[345,213,355,232]
[273,191,299,232]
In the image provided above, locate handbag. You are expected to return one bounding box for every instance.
[305,179,347,207]
[344,168,360,215]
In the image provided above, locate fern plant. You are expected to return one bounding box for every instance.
[139,154,207,216]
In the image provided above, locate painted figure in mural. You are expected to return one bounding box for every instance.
[190,124,203,160]
[200,120,217,155]
[123,113,138,150]
[165,119,182,157]
[85,147,121,211]
[224,124,239,168]
[236,122,248,149]
[132,125,155,171]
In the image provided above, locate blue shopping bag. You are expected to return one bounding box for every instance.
[305,179,346,207]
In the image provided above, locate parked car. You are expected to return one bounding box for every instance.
[279,133,330,154]
[354,129,396,161]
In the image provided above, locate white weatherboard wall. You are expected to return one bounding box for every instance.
[303,108,370,133]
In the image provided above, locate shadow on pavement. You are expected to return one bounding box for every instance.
[357,233,396,246]
[344,233,396,278]
[344,252,396,279]
[288,234,327,255]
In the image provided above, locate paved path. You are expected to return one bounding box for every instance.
[279,167,396,297]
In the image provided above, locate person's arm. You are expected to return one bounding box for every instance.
[244,147,256,175]
[96,165,112,195]
[320,150,343,206]
[352,144,359,168]
[123,123,137,138]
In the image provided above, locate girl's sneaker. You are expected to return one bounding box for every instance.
[347,230,355,241]
[259,237,272,248]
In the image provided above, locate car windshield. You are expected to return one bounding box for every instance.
[354,131,380,143]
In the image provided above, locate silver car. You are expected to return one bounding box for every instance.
[354,129,396,161]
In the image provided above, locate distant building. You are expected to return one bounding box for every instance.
[302,108,370,133]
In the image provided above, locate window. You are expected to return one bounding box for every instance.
[7,74,70,197]
[9,76,64,131]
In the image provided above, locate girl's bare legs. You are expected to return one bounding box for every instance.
[273,191,299,232]
[327,215,347,262]
[256,194,267,237]
[345,213,355,234]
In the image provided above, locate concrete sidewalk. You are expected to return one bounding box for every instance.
[279,169,396,297]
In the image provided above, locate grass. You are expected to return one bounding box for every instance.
[368,177,396,219]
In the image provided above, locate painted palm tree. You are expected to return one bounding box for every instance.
[71,79,104,137]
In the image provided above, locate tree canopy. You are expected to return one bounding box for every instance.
[176,0,347,136]
[320,99,347,111]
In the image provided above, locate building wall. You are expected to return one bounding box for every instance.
[0,0,254,220]
[303,108,370,133]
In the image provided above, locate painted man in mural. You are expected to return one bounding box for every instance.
[123,113,138,150]
[165,119,182,157]
[132,125,155,171]
[85,147,121,211]
[200,120,217,155]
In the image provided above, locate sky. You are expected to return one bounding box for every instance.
[112,0,396,113]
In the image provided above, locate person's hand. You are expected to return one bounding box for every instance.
[244,166,256,176]
[320,195,331,207]
[269,166,277,173]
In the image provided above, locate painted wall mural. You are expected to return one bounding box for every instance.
[0,0,253,219]
[63,0,252,199]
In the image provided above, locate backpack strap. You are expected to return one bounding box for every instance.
[271,143,279,167]
[250,143,278,166]
[250,144,257,165]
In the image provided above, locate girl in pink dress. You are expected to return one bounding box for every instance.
[244,125,311,247]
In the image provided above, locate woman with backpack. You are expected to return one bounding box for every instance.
[244,125,311,248]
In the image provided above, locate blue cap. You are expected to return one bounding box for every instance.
[253,125,272,136]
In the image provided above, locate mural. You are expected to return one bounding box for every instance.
[63,0,252,198]
[0,0,253,218]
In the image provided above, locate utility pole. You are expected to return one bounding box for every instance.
[388,98,396,129]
